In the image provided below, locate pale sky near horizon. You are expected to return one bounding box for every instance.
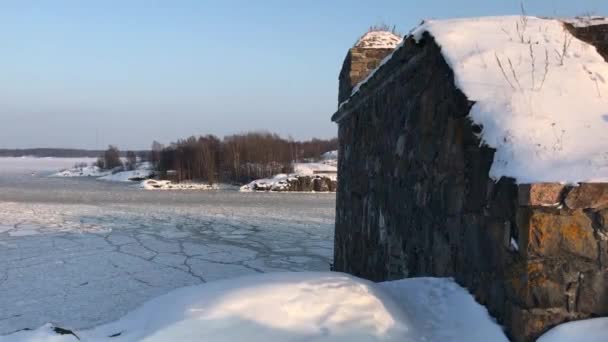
[1,0,607,150]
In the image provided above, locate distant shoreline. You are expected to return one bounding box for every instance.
[0,148,149,158]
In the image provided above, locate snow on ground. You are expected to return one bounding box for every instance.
[0,157,97,176]
[98,163,154,182]
[294,162,337,176]
[321,150,338,160]
[140,179,235,190]
[4,273,508,342]
[355,30,402,49]
[348,16,608,184]
[0,192,334,335]
[50,165,110,178]
[537,317,608,342]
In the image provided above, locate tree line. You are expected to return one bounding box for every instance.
[96,132,337,184]
[152,132,337,184]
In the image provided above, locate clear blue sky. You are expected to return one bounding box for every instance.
[1,0,606,149]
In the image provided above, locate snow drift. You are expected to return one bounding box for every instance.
[4,272,508,342]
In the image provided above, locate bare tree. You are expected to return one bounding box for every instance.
[125,151,137,170]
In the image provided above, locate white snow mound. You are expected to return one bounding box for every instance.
[537,317,608,342]
[355,30,402,49]
[4,272,509,342]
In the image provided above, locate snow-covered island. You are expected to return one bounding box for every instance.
[50,153,339,193]
[240,161,337,192]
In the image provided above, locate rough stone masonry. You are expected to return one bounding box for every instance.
[332,25,608,341]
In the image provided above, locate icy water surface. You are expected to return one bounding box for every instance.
[0,158,335,334]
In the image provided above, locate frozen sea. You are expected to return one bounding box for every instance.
[0,158,335,335]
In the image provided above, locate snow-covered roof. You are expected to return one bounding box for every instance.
[341,16,608,184]
[355,30,402,49]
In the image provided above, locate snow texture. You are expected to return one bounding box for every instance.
[537,317,608,342]
[97,163,154,182]
[412,16,608,183]
[4,273,507,342]
[346,16,608,184]
[0,157,97,176]
[240,162,337,192]
[140,179,228,190]
[355,30,402,49]
[0,158,335,335]
[50,165,110,178]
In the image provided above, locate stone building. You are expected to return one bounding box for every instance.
[332,17,608,341]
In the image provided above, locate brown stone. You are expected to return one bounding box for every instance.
[577,271,608,315]
[518,183,566,207]
[564,183,608,209]
[523,210,598,260]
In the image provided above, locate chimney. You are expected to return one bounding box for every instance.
[338,30,401,104]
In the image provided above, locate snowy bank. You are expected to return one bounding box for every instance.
[537,317,608,342]
[99,169,154,182]
[4,272,507,342]
[139,179,231,190]
[348,16,608,184]
[240,162,337,192]
[49,165,110,178]
[0,157,98,175]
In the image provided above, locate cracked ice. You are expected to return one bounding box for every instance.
[0,192,334,334]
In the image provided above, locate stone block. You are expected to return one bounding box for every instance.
[564,183,608,209]
[577,271,608,315]
[518,183,566,207]
[522,210,598,260]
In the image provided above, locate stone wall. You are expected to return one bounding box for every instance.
[332,33,608,341]
[338,47,394,103]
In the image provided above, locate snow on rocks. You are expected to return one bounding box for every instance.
[240,162,338,192]
[4,272,508,342]
[537,317,608,342]
[140,179,219,190]
[321,150,338,160]
[99,169,154,182]
[50,165,110,178]
[355,30,402,49]
[562,16,608,28]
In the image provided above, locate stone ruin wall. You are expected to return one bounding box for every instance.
[332,28,608,341]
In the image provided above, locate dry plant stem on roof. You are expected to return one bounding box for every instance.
[516,2,529,43]
[538,48,550,90]
[555,27,573,66]
[529,43,536,89]
[507,57,523,91]
[495,53,516,90]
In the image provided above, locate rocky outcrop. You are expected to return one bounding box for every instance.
[332,31,608,342]
[246,175,337,192]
